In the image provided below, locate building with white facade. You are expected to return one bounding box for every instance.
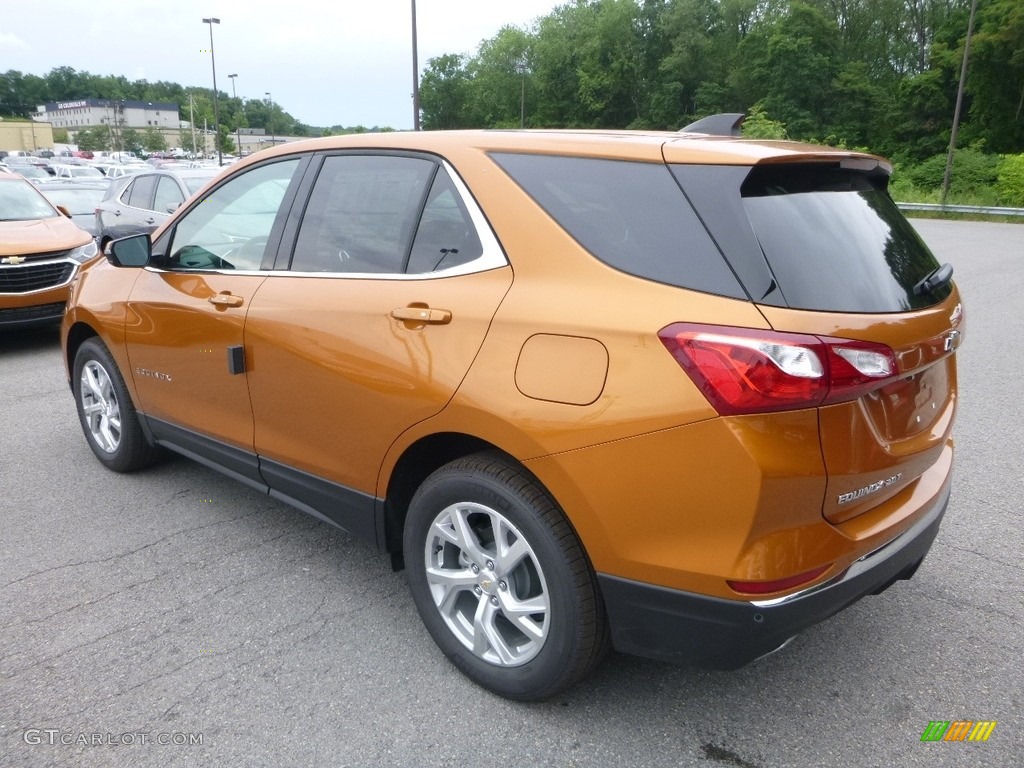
[33,99,180,131]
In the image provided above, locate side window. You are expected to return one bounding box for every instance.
[406,170,483,273]
[161,158,301,271]
[290,155,434,274]
[491,153,745,299]
[153,177,185,214]
[126,175,156,209]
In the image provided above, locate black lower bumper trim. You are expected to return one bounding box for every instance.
[0,301,66,327]
[598,481,950,669]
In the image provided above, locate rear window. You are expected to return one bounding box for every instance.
[674,163,949,314]
[491,153,745,299]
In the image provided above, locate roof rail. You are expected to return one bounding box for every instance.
[678,113,746,137]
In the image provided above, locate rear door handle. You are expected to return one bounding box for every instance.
[208,293,244,308]
[390,307,452,325]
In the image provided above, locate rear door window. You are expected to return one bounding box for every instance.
[290,155,434,274]
[126,175,157,210]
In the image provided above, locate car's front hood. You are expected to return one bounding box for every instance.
[0,217,91,256]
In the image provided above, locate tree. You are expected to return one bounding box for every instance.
[119,127,143,153]
[742,103,788,138]
[651,0,721,127]
[142,127,167,152]
[736,3,842,139]
[466,26,535,128]
[217,124,234,154]
[966,0,1024,152]
[420,54,473,129]
[74,126,112,151]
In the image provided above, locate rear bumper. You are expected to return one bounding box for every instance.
[598,479,950,669]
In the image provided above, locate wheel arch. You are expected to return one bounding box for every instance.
[64,321,100,390]
[381,432,499,555]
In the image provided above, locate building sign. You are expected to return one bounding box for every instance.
[56,101,88,110]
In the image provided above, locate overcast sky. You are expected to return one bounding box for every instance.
[2,0,564,131]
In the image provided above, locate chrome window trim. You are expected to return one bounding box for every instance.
[279,157,508,280]
[141,157,509,281]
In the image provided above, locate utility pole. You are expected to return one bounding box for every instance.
[202,17,223,166]
[941,0,979,206]
[189,94,198,156]
[229,73,241,158]
[411,0,420,130]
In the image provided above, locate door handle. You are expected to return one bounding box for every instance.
[208,293,244,308]
[390,307,452,324]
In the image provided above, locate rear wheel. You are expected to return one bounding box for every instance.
[403,453,609,700]
[73,337,161,472]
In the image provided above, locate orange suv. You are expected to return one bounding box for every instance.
[1,173,98,327]
[61,124,962,700]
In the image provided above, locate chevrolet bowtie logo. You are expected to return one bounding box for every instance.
[1,256,27,265]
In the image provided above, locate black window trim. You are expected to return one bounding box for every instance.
[148,154,312,275]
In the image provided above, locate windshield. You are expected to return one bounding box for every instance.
[184,174,218,194]
[0,180,59,221]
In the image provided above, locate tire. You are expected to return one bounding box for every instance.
[403,452,609,701]
[73,337,161,472]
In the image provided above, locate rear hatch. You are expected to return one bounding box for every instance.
[670,154,961,526]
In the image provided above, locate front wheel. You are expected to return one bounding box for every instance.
[73,337,161,472]
[403,453,609,700]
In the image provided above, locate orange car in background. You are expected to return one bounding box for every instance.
[1,173,98,327]
[61,123,962,700]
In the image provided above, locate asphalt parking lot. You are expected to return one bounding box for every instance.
[1,219,1021,768]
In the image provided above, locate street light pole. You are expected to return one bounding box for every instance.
[411,0,420,130]
[202,17,222,167]
[265,92,275,148]
[228,73,240,158]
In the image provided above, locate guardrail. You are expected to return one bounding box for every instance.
[897,202,1024,217]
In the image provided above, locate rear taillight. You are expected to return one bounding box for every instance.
[658,323,897,416]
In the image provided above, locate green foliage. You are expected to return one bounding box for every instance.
[119,127,142,153]
[742,104,787,139]
[52,127,69,143]
[901,147,1001,196]
[216,124,233,154]
[142,127,167,152]
[420,54,473,129]
[73,126,111,151]
[966,0,1024,153]
[996,154,1024,207]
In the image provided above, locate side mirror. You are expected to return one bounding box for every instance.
[106,234,152,268]
[56,205,72,219]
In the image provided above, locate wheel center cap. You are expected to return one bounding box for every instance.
[478,576,496,595]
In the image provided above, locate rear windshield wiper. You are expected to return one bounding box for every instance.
[913,263,953,296]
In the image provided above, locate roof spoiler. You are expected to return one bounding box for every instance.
[679,113,746,137]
